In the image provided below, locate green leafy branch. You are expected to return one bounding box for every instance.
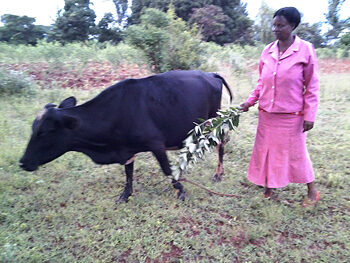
[172,106,241,180]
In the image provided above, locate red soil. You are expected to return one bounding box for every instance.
[2,62,150,90]
[2,58,349,90]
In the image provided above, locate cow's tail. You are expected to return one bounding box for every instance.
[213,73,233,103]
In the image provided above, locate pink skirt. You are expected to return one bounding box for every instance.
[247,110,315,188]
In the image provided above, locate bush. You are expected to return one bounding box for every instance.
[316,47,350,59]
[316,48,336,59]
[160,9,203,72]
[0,68,36,96]
[125,7,205,72]
[198,42,256,74]
[340,32,350,47]
[336,47,349,58]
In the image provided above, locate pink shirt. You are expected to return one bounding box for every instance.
[246,36,319,122]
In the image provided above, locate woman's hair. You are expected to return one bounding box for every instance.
[273,7,301,29]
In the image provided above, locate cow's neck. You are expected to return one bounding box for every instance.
[60,106,112,150]
[73,137,109,151]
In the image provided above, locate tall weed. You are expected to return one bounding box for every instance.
[316,47,350,59]
[0,41,147,67]
[100,43,148,66]
[0,68,36,96]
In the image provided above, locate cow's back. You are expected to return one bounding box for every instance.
[142,70,224,147]
[82,70,225,149]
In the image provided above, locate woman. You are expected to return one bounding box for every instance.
[240,7,319,207]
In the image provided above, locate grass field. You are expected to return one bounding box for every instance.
[0,55,350,262]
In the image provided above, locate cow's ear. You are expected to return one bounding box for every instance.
[58,97,77,109]
[62,115,79,130]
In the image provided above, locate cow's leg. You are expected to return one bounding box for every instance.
[213,142,225,181]
[153,149,186,201]
[118,161,134,203]
[213,132,230,182]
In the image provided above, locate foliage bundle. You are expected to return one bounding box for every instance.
[172,107,241,180]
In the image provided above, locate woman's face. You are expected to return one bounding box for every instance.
[272,15,294,41]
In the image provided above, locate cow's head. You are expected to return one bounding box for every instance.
[19,97,79,171]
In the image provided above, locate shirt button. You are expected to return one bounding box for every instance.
[273,72,276,75]
[272,86,275,89]
[271,99,274,102]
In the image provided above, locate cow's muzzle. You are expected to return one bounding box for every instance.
[18,160,38,171]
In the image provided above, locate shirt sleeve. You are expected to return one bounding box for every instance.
[303,44,319,122]
[245,58,263,106]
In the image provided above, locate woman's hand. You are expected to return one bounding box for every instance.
[303,121,314,132]
[240,102,251,112]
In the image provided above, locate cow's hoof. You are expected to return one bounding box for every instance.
[117,193,130,203]
[212,173,223,182]
[177,191,186,201]
[117,197,128,203]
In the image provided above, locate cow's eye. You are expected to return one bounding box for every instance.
[37,131,47,137]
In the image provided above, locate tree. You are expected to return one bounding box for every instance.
[0,14,49,45]
[253,1,275,44]
[325,0,348,43]
[125,0,253,45]
[127,0,172,24]
[189,5,228,42]
[296,22,325,48]
[52,0,96,43]
[112,0,128,27]
[211,0,253,45]
[96,13,122,44]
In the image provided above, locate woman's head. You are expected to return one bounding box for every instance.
[272,7,301,40]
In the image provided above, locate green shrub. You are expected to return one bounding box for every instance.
[316,47,350,59]
[199,42,248,74]
[0,68,36,96]
[160,9,203,72]
[336,47,349,58]
[229,43,265,59]
[316,48,335,59]
[125,7,205,72]
[125,8,171,72]
[340,32,350,47]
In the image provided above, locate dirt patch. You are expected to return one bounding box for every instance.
[317,58,350,73]
[2,62,150,90]
[159,242,183,262]
[2,58,349,91]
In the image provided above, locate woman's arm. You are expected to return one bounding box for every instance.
[303,44,319,123]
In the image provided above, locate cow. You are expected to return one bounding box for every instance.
[19,70,232,202]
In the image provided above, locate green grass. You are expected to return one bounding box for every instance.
[0,41,147,66]
[0,70,349,262]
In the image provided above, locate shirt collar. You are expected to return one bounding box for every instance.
[269,35,301,60]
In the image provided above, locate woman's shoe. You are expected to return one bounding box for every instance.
[264,191,273,199]
[301,191,320,208]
